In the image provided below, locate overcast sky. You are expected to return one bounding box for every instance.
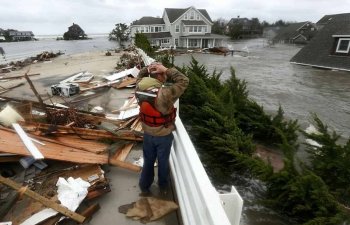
[1,0,349,35]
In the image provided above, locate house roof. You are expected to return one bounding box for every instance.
[165,7,212,23]
[143,32,172,39]
[290,13,350,71]
[273,22,311,41]
[132,17,165,25]
[228,17,251,25]
[182,20,207,25]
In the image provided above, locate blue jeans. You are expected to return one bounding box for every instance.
[139,133,174,192]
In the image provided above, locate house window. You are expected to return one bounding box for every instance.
[175,25,180,33]
[184,14,188,20]
[175,38,178,46]
[145,27,149,33]
[140,27,144,33]
[190,12,194,20]
[182,26,185,32]
[196,14,200,20]
[189,39,198,47]
[151,27,154,32]
[336,38,350,53]
[204,26,207,33]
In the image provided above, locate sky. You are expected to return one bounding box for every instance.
[1,0,349,35]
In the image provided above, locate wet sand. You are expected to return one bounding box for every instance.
[0,50,129,111]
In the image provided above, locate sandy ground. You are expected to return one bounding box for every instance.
[0,50,132,111]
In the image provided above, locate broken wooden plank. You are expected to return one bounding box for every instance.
[0,73,40,81]
[0,175,86,223]
[109,157,141,172]
[113,143,134,162]
[12,123,44,160]
[0,128,109,164]
[20,121,143,141]
[116,77,137,89]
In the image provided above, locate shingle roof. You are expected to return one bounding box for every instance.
[273,22,310,41]
[132,17,165,25]
[291,13,350,71]
[143,32,172,39]
[165,7,212,23]
[182,20,207,25]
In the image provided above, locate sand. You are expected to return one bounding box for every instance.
[0,50,132,111]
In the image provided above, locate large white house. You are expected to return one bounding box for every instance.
[130,6,229,48]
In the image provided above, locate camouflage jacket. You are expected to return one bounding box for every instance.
[136,67,189,136]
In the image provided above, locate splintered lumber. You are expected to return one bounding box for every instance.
[112,143,134,162]
[0,175,86,223]
[109,157,141,172]
[24,71,45,110]
[116,77,137,89]
[0,128,108,164]
[20,121,142,141]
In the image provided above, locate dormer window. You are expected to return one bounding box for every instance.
[196,14,200,20]
[190,12,194,20]
[336,38,350,53]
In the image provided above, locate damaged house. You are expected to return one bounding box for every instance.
[273,21,317,44]
[290,13,350,72]
[130,6,229,48]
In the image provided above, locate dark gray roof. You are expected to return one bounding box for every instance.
[291,13,350,71]
[273,22,310,41]
[228,17,251,25]
[182,20,207,25]
[143,32,172,39]
[132,17,164,25]
[165,8,212,23]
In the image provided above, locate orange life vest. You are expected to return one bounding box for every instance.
[135,90,176,127]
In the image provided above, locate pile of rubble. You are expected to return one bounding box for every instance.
[0,51,63,73]
[0,48,153,224]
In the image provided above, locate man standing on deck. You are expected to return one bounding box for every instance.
[135,62,189,196]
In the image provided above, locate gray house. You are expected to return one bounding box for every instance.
[290,13,350,72]
[8,30,34,41]
[130,6,229,48]
[273,22,317,44]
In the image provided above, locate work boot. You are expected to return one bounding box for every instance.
[139,190,152,197]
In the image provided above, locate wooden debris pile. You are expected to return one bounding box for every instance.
[0,48,151,225]
[0,51,63,74]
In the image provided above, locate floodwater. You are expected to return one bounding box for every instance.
[175,38,350,225]
[175,38,350,138]
[0,35,117,63]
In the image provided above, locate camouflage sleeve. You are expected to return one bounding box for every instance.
[156,68,189,114]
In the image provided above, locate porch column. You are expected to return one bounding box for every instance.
[201,39,203,48]
[213,38,216,47]
[187,38,188,49]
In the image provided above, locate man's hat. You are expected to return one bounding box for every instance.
[137,77,162,91]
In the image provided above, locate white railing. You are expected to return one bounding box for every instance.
[136,48,243,225]
[170,116,243,225]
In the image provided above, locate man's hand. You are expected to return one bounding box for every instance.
[148,62,168,75]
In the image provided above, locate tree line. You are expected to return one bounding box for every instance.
[212,18,296,39]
